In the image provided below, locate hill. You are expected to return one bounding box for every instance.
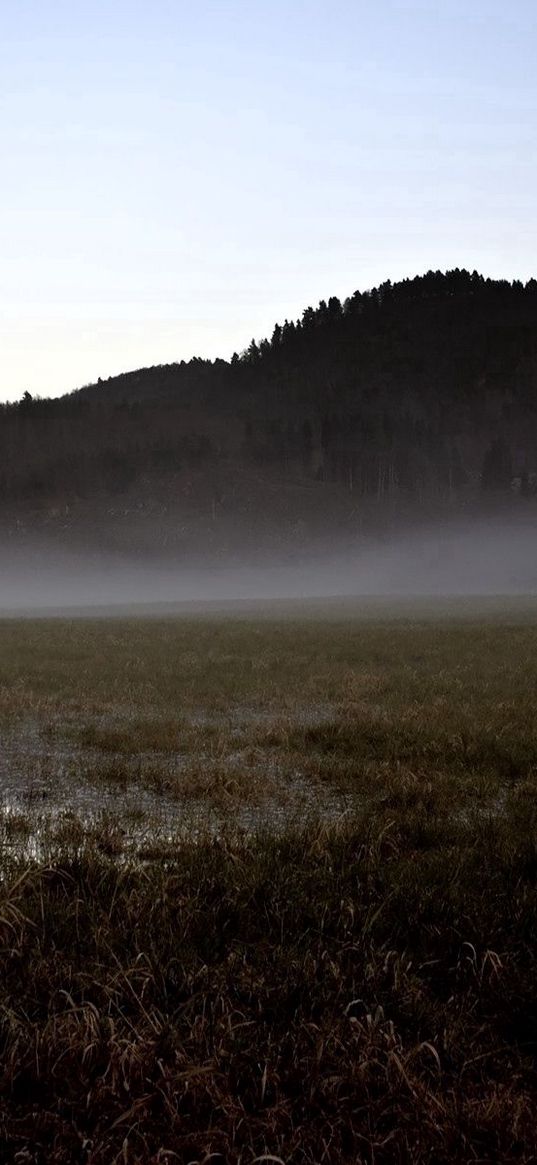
[2,269,537,564]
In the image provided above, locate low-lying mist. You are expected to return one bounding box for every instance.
[1,516,537,613]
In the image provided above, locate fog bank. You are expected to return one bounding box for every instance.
[1,517,537,612]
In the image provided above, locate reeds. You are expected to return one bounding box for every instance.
[0,605,536,1159]
[0,805,536,1162]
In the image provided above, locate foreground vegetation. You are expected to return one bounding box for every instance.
[1,602,537,1161]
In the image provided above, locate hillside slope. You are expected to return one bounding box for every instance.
[2,269,537,563]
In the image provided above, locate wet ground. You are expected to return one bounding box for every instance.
[0,707,357,859]
[1,608,533,861]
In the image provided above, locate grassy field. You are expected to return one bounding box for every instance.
[1,601,537,1161]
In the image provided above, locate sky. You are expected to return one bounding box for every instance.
[1,0,536,401]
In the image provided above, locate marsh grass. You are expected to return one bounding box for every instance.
[1,809,537,1162]
[0,605,537,1158]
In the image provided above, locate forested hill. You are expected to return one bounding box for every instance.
[3,269,537,558]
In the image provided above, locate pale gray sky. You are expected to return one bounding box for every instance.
[1,0,536,400]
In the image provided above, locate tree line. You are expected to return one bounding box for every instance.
[1,269,537,508]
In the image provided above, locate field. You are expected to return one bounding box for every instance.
[1,600,537,1161]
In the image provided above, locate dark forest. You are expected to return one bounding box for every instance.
[3,269,537,555]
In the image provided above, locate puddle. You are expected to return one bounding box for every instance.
[0,716,360,860]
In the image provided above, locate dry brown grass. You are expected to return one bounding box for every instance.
[0,809,537,1162]
[0,605,536,1158]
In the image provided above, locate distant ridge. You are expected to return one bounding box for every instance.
[2,270,537,559]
